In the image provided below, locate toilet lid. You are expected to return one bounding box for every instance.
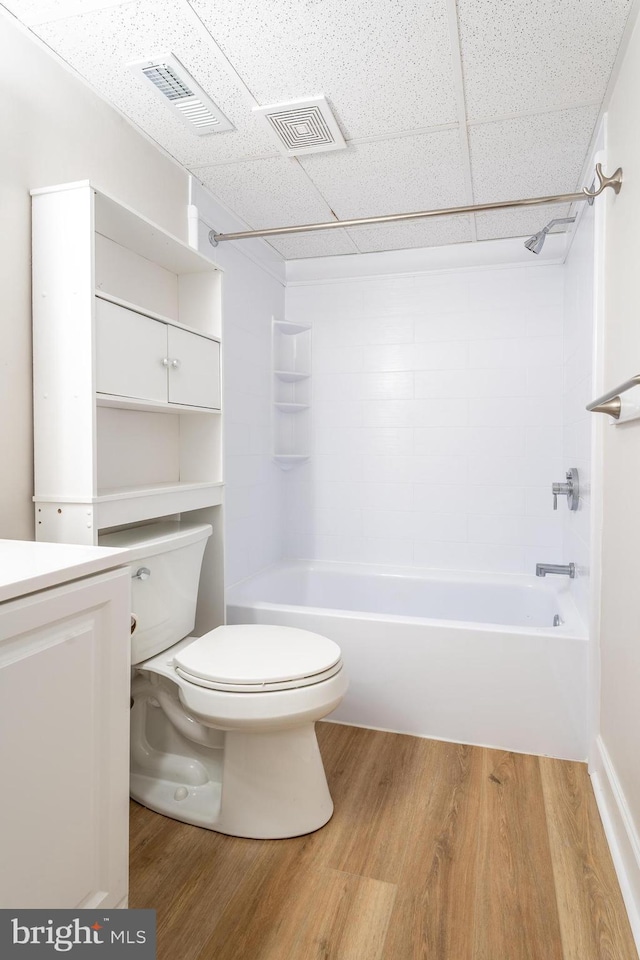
[173,624,342,692]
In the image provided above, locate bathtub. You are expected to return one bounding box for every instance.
[226,560,588,761]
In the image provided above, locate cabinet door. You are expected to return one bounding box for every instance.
[167,326,221,409]
[0,569,130,909]
[95,298,167,402]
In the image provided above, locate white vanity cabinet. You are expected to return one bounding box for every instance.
[0,541,130,909]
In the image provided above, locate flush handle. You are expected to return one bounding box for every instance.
[132,566,151,581]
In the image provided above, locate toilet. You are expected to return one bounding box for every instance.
[100,520,348,839]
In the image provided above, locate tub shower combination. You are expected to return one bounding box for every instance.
[227,561,587,761]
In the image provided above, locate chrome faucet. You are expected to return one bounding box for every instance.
[536,562,576,578]
[552,468,579,511]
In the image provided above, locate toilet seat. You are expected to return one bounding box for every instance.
[173,624,343,693]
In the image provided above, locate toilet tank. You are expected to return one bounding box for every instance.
[99,521,212,664]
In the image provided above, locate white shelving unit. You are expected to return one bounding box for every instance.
[272,318,311,470]
[31,180,225,631]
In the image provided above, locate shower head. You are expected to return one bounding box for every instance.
[524,228,548,254]
[524,216,577,254]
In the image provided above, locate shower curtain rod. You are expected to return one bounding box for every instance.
[208,163,622,246]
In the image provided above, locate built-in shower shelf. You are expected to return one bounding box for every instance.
[274,370,310,382]
[274,402,309,413]
[272,317,311,470]
[273,455,310,470]
[273,320,311,336]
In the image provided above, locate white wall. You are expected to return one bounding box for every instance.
[588,9,640,945]
[562,203,596,625]
[0,11,187,540]
[222,258,286,586]
[189,181,286,588]
[0,13,285,590]
[285,263,566,576]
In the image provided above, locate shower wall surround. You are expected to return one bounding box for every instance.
[285,264,566,576]
[563,203,596,626]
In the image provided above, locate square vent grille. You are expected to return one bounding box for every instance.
[128,54,234,136]
[253,96,346,156]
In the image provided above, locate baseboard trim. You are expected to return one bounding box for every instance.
[590,735,640,952]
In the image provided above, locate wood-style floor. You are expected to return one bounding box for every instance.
[129,722,638,960]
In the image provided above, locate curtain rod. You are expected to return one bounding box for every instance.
[208,164,622,246]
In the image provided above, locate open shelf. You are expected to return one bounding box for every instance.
[274,320,311,336]
[94,292,220,343]
[96,480,223,502]
[96,393,221,415]
[274,370,311,383]
[34,482,223,538]
[273,455,310,470]
[95,481,222,526]
[274,402,310,413]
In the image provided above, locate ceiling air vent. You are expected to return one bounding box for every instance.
[253,96,346,157]
[128,53,234,136]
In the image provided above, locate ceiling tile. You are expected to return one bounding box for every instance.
[469,106,600,204]
[265,230,359,260]
[475,203,572,242]
[299,131,468,221]
[32,0,278,165]
[348,215,473,253]
[2,0,128,25]
[192,155,341,231]
[188,0,459,139]
[458,0,631,121]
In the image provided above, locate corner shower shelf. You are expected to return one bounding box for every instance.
[273,455,310,470]
[274,320,311,336]
[272,318,312,470]
[274,402,309,413]
[274,370,311,383]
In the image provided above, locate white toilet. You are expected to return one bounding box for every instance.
[100,521,348,839]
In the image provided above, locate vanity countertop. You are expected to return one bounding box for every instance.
[0,539,127,603]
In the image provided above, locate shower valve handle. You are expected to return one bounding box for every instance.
[551,469,579,511]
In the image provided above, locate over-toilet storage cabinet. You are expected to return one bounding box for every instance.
[0,545,130,908]
[32,180,225,632]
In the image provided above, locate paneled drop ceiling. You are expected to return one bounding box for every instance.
[2,0,634,259]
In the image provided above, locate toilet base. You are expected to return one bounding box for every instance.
[131,721,334,839]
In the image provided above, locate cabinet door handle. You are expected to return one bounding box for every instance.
[161,357,170,367]
[170,358,181,369]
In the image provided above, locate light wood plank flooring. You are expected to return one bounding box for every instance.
[129,722,638,960]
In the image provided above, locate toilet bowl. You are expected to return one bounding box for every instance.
[100,521,348,839]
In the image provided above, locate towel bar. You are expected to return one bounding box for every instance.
[587,374,640,419]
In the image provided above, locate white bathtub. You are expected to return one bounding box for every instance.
[226,560,588,761]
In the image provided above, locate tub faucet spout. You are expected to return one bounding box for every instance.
[536,562,576,578]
